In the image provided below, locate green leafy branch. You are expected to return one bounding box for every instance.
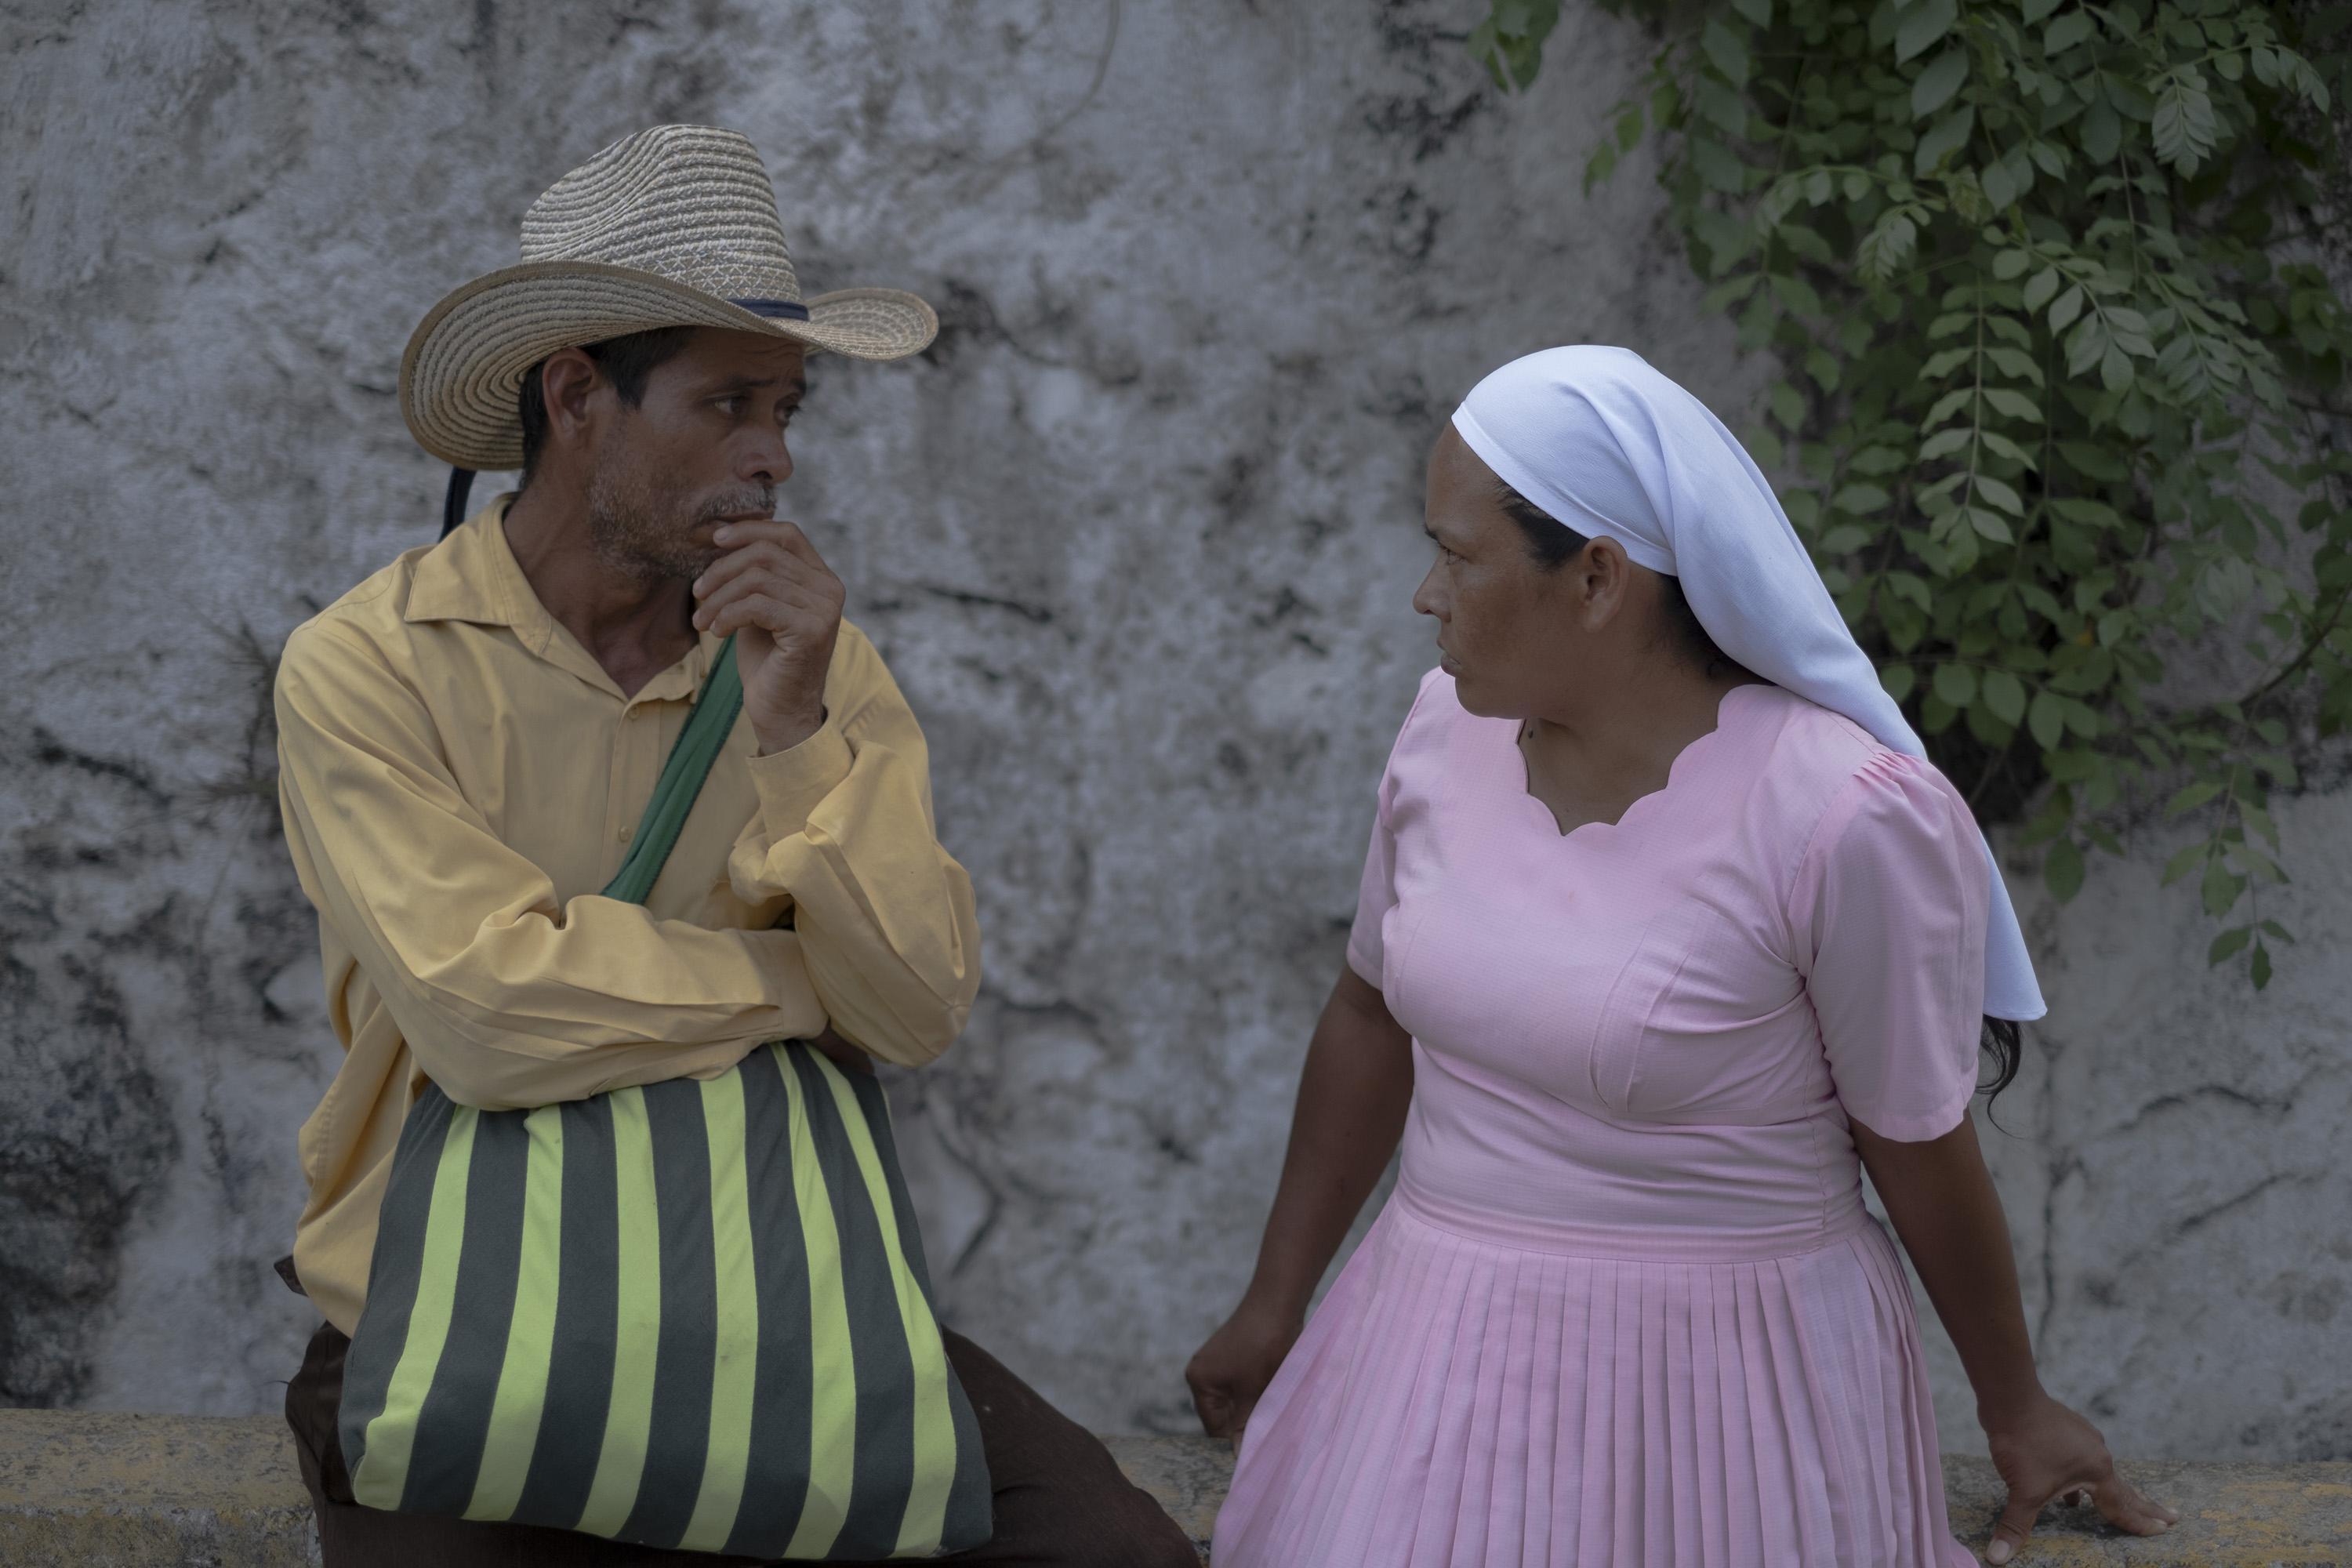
[1475,0,2352,989]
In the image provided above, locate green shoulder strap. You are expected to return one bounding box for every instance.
[601,636,744,906]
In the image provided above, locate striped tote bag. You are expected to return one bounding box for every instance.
[336,638,993,1558]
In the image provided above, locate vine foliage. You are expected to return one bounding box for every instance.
[1473,0,2352,987]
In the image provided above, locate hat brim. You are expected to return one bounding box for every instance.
[398,259,938,470]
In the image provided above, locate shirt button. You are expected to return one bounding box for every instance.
[618,824,635,844]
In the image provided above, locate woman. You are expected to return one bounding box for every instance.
[1189,347,2179,1568]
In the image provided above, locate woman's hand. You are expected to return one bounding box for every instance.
[1982,1392,2178,1563]
[1185,1297,1304,1441]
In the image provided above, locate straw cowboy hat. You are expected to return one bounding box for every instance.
[399,123,938,473]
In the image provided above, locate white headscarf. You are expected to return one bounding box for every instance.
[1453,344,2046,1022]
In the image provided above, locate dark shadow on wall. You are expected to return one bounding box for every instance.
[0,619,297,1408]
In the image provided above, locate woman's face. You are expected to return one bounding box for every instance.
[1414,426,1582,719]
[1414,426,1668,720]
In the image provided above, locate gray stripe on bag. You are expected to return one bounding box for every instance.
[508,1094,620,1530]
[337,1087,457,1479]
[788,1045,917,1559]
[721,1047,817,1558]
[399,1102,531,1515]
[845,1071,994,1546]
[615,1076,717,1549]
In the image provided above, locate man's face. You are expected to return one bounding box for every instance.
[584,328,808,583]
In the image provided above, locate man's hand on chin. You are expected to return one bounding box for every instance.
[691,517,844,755]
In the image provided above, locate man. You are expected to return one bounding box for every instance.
[273,124,1195,1567]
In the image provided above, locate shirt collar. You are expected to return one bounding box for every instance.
[405,492,530,630]
[405,492,719,704]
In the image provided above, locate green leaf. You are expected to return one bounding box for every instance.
[1991,246,2032,281]
[2160,841,2206,887]
[1858,210,1918,283]
[2022,267,2061,312]
[1696,75,1749,136]
[1702,17,1751,86]
[1969,506,2017,543]
[2151,72,2216,175]
[1694,137,1748,192]
[1880,662,1917,702]
[2082,97,2122,162]
[1896,0,1958,64]
[2045,11,2095,53]
[1976,474,2026,514]
[2045,838,2085,902]
[2252,942,2273,989]
[1979,430,2037,466]
[1769,381,1806,430]
[1983,387,2043,421]
[1914,105,1976,174]
[1982,668,2027,724]
[2209,926,2252,964]
[2028,689,2066,750]
[1920,426,1972,459]
[2021,0,2060,20]
[1985,346,2042,384]
[1922,346,1973,378]
[2049,283,2086,332]
[1912,50,1969,118]
[1834,483,1893,513]
[1769,272,1825,317]
[2201,858,2246,918]
[1933,662,1978,707]
[1731,0,1770,23]
[2168,779,2224,817]
[2100,340,2136,391]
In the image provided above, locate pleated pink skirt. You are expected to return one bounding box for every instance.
[1213,1189,1976,1567]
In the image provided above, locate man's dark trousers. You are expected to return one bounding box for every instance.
[285,1318,1200,1566]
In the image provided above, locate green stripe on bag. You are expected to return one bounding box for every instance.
[350,1105,477,1508]
[336,634,991,1557]
[463,1105,564,1520]
[575,1086,663,1537]
[678,1072,758,1552]
[782,1046,858,1557]
[509,1094,619,1529]
[811,1054,960,1555]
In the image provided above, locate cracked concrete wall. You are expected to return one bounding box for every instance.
[2,0,2346,1465]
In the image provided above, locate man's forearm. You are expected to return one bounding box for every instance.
[1240,967,1416,1319]
[1855,1116,2047,1424]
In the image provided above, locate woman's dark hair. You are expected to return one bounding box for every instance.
[1497,477,2026,1113]
[515,324,699,485]
[1980,1018,2021,1108]
[1494,477,1733,677]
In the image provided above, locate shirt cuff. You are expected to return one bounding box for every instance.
[748,714,855,833]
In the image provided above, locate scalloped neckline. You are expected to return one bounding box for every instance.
[1509,682,1767,844]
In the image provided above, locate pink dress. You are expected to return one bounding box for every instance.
[1214,673,1988,1568]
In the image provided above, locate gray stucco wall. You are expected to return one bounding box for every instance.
[3,0,2345,1468]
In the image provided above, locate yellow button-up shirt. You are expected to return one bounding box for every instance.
[274,497,982,1334]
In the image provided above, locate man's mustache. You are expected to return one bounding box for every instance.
[699,489,775,523]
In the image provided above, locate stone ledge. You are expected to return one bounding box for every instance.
[2,1410,2346,1565]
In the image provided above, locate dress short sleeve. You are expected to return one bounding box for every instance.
[1790,750,1991,1141]
[1343,790,1399,987]
[1345,667,1447,988]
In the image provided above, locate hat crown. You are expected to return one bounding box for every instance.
[517,125,804,304]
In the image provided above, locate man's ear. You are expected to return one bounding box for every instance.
[537,347,605,454]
